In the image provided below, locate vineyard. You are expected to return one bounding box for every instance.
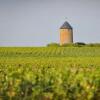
[0,47,100,100]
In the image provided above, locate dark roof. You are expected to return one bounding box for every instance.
[60,21,72,29]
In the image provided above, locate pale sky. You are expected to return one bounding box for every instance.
[0,0,100,46]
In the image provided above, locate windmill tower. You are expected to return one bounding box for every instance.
[60,21,73,45]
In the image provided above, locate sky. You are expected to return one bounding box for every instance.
[0,0,100,46]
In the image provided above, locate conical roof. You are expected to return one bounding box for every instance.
[60,21,72,29]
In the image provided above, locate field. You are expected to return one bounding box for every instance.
[0,47,100,100]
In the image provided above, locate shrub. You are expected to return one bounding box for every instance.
[75,42,86,45]
[61,43,75,47]
[47,43,60,47]
[47,42,100,47]
[61,42,86,47]
[86,43,100,47]
[74,42,86,47]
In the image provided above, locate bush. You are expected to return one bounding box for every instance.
[61,42,86,47]
[75,42,86,45]
[61,43,75,47]
[47,42,100,47]
[74,42,86,47]
[47,43,60,47]
[86,43,100,47]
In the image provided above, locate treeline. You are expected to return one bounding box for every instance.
[47,42,100,47]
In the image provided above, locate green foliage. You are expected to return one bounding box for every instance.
[74,42,86,47]
[47,43,60,47]
[0,47,100,100]
[0,47,100,57]
[85,43,100,47]
[47,42,100,47]
[61,42,86,47]
[61,43,74,47]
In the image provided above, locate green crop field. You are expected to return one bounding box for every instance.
[0,47,100,100]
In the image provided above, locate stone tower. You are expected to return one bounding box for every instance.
[60,21,73,45]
